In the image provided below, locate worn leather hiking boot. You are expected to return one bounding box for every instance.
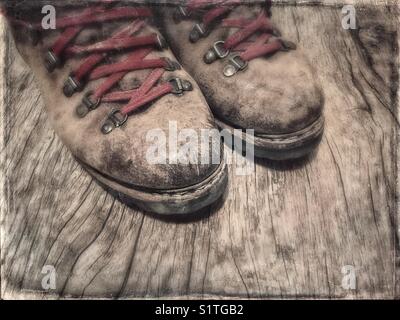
[157,0,325,160]
[3,0,228,215]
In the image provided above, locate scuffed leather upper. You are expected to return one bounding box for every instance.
[8,7,221,190]
[159,4,324,135]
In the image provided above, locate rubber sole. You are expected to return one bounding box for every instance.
[80,160,228,216]
[215,115,325,160]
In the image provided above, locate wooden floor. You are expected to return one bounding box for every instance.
[1,2,399,299]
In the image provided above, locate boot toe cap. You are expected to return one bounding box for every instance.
[201,50,324,135]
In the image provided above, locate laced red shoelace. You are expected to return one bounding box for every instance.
[4,1,193,134]
[176,0,296,76]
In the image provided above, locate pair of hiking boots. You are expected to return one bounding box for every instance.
[3,0,324,216]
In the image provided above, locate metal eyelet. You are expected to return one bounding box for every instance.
[189,23,208,43]
[279,39,297,51]
[76,91,101,118]
[63,75,83,97]
[203,40,230,64]
[223,55,248,77]
[168,78,193,96]
[163,58,181,71]
[101,109,128,135]
[44,50,61,73]
[156,34,168,50]
[173,6,190,23]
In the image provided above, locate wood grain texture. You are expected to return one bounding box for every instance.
[0,2,399,299]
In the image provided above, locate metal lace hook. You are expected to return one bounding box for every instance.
[101,109,128,134]
[223,55,248,77]
[203,40,230,64]
[76,91,101,118]
[168,78,193,96]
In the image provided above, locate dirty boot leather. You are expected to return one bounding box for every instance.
[157,0,325,160]
[3,0,228,215]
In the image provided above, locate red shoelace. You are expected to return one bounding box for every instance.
[175,0,296,76]
[4,1,193,134]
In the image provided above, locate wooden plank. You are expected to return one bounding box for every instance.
[0,2,398,299]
